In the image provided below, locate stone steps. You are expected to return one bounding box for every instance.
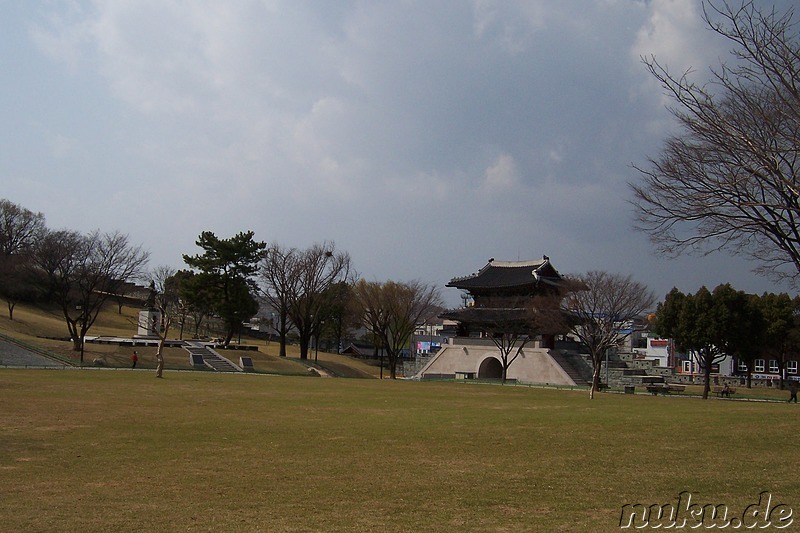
[550,350,590,387]
[184,342,242,373]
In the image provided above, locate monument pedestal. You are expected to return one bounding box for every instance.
[137,309,161,338]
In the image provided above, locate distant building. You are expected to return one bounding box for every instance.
[628,330,671,369]
[733,356,799,383]
[413,320,449,355]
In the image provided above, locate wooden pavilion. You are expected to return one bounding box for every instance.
[440,256,571,347]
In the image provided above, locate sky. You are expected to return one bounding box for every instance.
[1,0,795,308]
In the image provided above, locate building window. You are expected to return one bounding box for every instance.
[738,360,748,372]
[788,361,798,375]
[754,359,765,373]
[769,360,779,373]
[682,360,692,373]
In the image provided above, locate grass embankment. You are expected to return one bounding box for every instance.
[0,370,797,531]
[0,302,380,378]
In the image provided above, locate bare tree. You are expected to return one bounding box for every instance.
[32,229,149,361]
[287,242,352,360]
[352,279,389,374]
[563,272,656,399]
[0,199,46,319]
[259,244,300,357]
[0,199,45,255]
[316,281,356,354]
[353,279,443,379]
[110,281,137,314]
[149,266,181,378]
[630,1,800,284]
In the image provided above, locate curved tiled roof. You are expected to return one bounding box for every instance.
[446,257,561,290]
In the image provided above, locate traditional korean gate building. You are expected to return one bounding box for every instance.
[417,257,590,385]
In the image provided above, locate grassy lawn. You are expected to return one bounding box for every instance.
[1,370,797,531]
[640,383,794,402]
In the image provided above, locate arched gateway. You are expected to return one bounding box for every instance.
[478,357,503,379]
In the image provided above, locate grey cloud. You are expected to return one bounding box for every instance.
[1,0,792,308]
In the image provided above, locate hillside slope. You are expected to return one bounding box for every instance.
[0,302,379,378]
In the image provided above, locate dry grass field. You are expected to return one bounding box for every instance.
[1,370,798,531]
[1,302,799,530]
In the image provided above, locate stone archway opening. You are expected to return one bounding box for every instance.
[478,357,503,380]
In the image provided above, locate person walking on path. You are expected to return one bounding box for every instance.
[131,350,138,369]
[789,381,798,403]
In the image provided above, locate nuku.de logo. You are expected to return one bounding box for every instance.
[619,491,793,529]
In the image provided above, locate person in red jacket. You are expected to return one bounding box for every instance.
[131,350,138,369]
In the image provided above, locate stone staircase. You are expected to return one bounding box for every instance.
[184,341,242,372]
[601,350,673,388]
[550,350,591,386]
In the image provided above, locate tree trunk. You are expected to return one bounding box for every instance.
[590,363,602,400]
[278,313,289,357]
[155,339,165,378]
[67,318,82,352]
[299,335,310,360]
[702,364,712,400]
[223,328,234,347]
[279,333,287,357]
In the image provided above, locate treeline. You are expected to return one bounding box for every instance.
[174,231,442,379]
[0,199,443,378]
[654,285,800,398]
[0,199,149,362]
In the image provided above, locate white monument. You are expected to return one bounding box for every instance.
[135,281,161,338]
[137,309,161,337]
